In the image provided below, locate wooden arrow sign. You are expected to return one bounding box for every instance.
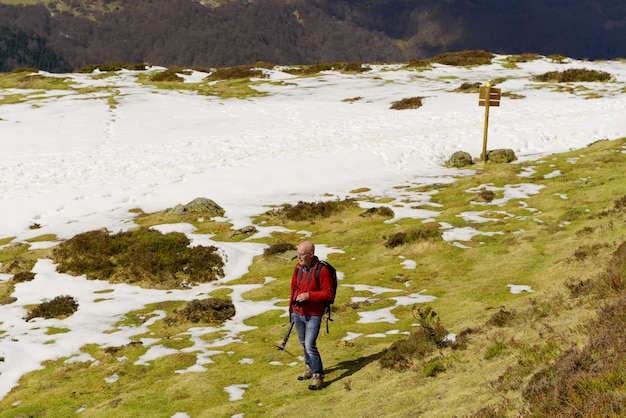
[478,86,501,107]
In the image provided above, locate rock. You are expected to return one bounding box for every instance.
[486,149,517,163]
[166,197,225,217]
[445,151,474,168]
[229,225,258,238]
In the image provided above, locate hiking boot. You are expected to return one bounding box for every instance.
[297,365,313,381]
[308,374,324,390]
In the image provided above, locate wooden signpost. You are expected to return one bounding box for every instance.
[478,83,501,161]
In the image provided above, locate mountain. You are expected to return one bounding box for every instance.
[1,0,626,72]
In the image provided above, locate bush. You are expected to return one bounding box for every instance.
[283,61,370,75]
[169,298,235,324]
[523,295,626,416]
[76,62,147,73]
[268,198,358,221]
[379,307,449,371]
[24,295,79,321]
[430,50,494,66]
[263,242,297,256]
[359,206,395,218]
[52,227,225,288]
[205,65,266,81]
[12,271,36,283]
[390,97,423,110]
[456,82,481,91]
[532,68,612,83]
[149,68,187,82]
[486,306,516,327]
[384,228,442,248]
[506,53,542,63]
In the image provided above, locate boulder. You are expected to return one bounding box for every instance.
[167,197,225,217]
[445,151,474,168]
[486,149,517,163]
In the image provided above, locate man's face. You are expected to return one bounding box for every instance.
[297,247,313,266]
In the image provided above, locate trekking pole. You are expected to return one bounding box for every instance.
[275,321,295,356]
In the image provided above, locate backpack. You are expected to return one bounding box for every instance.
[297,260,338,333]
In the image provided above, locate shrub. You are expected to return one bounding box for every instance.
[384,228,442,248]
[390,96,423,110]
[506,53,542,63]
[76,62,146,73]
[263,242,297,256]
[532,68,612,83]
[24,295,79,321]
[12,271,36,283]
[430,50,494,66]
[359,206,395,218]
[205,65,266,81]
[149,68,186,82]
[456,82,481,91]
[379,307,449,371]
[268,198,358,221]
[169,298,235,324]
[598,241,626,293]
[283,61,369,75]
[487,306,516,327]
[523,295,626,416]
[52,227,224,288]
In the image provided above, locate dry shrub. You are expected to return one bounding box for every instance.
[268,198,357,221]
[598,241,626,293]
[263,242,296,256]
[24,295,78,321]
[506,53,542,63]
[284,61,369,75]
[523,295,626,417]
[149,68,186,82]
[384,228,442,248]
[456,81,481,91]
[76,62,146,73]
[52,227,224,288]
[169,298,235,324]
[379,307,449,371]
[487,306,516,327]
[205,65,266,81]
[12,271,36,283]
[390,96,423,110]
[359,206,394,218]
[532,68,612,82]
[430,50,494,66]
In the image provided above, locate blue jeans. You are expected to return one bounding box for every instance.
[293,313,324,377]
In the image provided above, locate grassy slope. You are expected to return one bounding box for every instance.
[0,137,624,417]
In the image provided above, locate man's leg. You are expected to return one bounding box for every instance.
[293,313,312,379]
[303,315,323,377]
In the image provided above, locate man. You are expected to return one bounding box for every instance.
[290,240,335,390]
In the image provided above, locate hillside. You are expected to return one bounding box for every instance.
[1,53,626,416]
[1,0,626,71]
[1,137,625,416]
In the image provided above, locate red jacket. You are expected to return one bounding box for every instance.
[290,256,334,316]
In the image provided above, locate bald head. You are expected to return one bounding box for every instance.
[296,241,315,267]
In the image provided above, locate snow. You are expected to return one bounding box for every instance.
[1,55,626,412]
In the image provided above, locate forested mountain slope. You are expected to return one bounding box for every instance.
[1,0,625,71]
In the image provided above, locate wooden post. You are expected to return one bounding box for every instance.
[481,83,491,161]
[478,83,501,162]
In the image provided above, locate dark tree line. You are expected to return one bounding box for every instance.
[1,0,626,73]
[0,27,71,72]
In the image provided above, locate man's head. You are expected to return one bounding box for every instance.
[296,241,315,267]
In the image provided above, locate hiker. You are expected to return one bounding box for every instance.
[290,240,335,390]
